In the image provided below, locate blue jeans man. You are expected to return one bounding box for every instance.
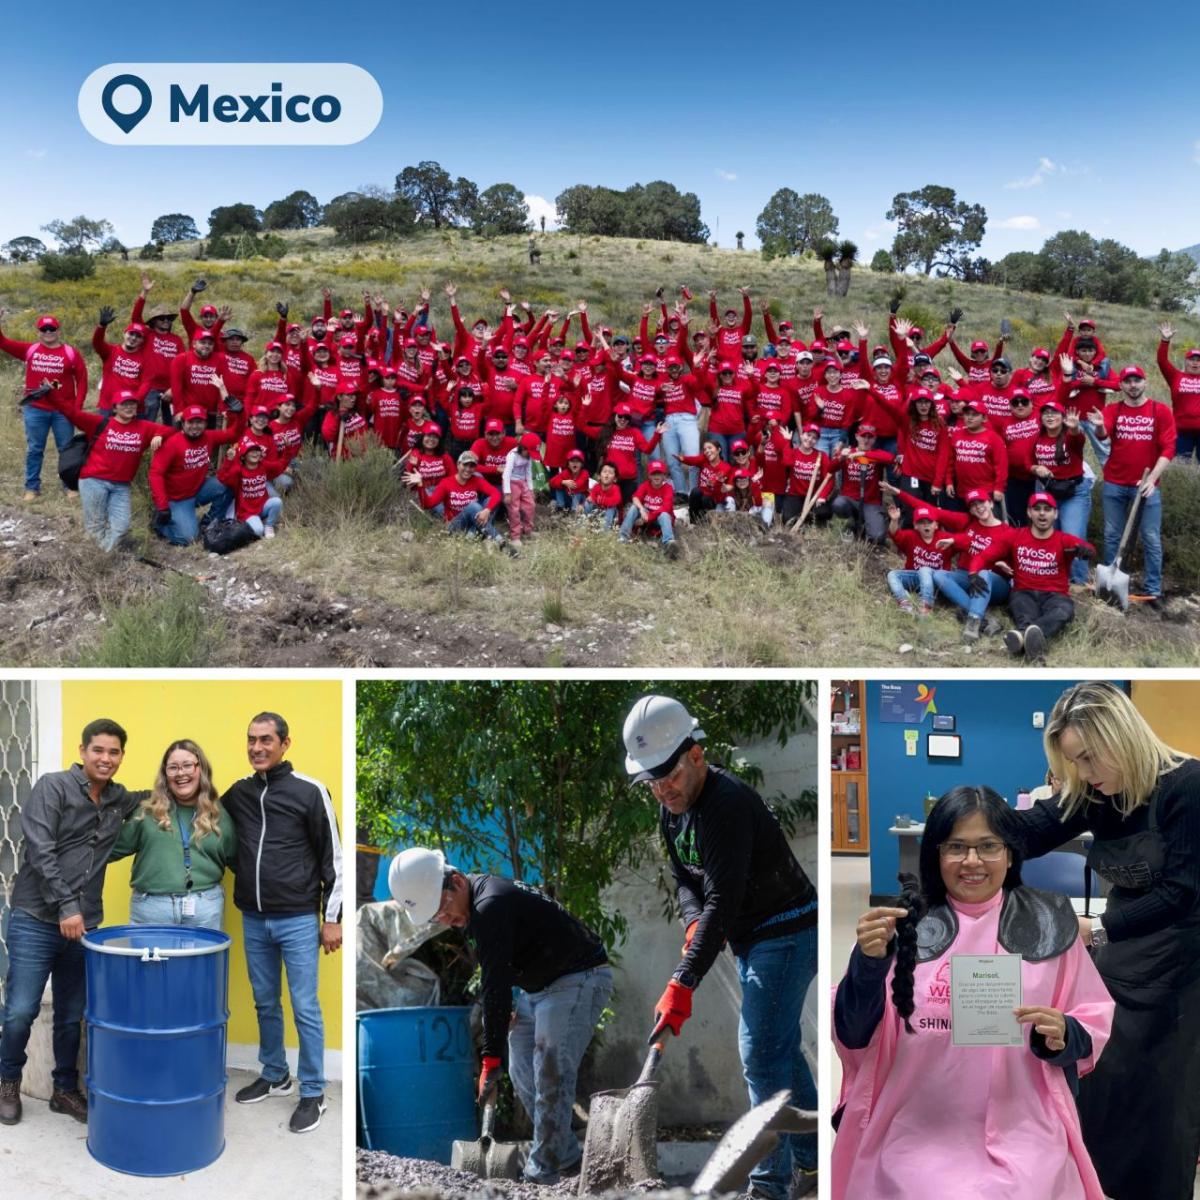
[0,908,87,1096]
[240,912,325,1099]
[448,500,501,540]
[737,924,818,1195]
[661,412,700,494]
[79,477,133,552]
[508,965,614,1182]
[155,477,232,546]
[1102,481,1163,597]
[1055,473,1094,585]
[22,403,74,495]
[619,506,675,545]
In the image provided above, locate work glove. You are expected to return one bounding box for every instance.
[191,278,208,294]
[275,300,289,319]
[98,306,116,327]
[21,381,55,405]
[224,396,243,414]
[477,1055,503,1103]
[1074,544,1094,564]
[338,409,352,423]
[967,572,989,597]
[649,979,693,1043]
[154,507,171,525]
[949,307,964,325]
[681,920,699,956]
[999,318,1013,337]
[888,296,902,315]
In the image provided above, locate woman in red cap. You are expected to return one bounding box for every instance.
[1156,322,1200,463]
[244,341,290,411]
[1029,400,1092,583]
[92,310,152,415]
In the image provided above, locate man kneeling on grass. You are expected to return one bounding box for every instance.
[619,458,679,558]
[408,450,518,556]
[967,492,1095,664]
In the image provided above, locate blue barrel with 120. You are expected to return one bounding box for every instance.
[358,1005,475,1161]
[84,925,230,1176]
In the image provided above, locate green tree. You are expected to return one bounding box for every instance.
[1035,230,1097,299]
[325,193,415,243]
[41,215,114,253]
[208,204,263,236]
[395,161,476,228]
[356,681,816,948]
[138,241,164,261]
[756,189,838,260]
[555,184,627,236]
[870,249,895,273]
[994,250,1044,291]
[887,185,987,276]
[262,190,323,230]
[471,183,530,237]
[150,213,200,243]
[1145,249,1200,312]
[3,236,47,262]
[40,252,95,281]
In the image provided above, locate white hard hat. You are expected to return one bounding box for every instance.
[388,847,446,925]
[623,695,705,783]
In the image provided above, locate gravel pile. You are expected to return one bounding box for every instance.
[356,1150,674,1200]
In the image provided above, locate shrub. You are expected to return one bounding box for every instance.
[288,443,406,531]
[79,576,222,668]
[40,252,95,282]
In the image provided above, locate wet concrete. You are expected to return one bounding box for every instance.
[356,1150,673,1200]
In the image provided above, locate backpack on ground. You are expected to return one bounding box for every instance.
[201,518,257,555]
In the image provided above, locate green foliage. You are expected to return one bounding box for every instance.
[149,213,200,243]
[755,189,838,259]
[208,203,262,236]
[42,215,114,254]
[324,193,415,243]
[1159,463,1200,588]
[287,442,406,531]
[77,576,223,668]
[870,249,895,273]
[356,680,816,948]
[40,251,95,281]
[395,161,478,229]
[471,183,531,238]
[887,185,987,277]
[137,241,164,261]
[4,236,47,263]
[258,234,289,261]
[555,181,708,243]
[263,190,323,231]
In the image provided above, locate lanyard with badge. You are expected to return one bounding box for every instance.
[176,805,196,916]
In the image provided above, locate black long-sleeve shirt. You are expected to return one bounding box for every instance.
[467,874,608,1059]
[662,764,816,986]
[1017,759,1200,943]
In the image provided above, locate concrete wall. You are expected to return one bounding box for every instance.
[590,718,818,1124]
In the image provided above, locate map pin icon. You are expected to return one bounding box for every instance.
[102,74,152,134]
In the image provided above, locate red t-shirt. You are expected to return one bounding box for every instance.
[1101,400,1177,486]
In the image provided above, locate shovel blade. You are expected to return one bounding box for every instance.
[578,1081,661,1195]
[451,1135,523,1181]
[1094,563,1130,610]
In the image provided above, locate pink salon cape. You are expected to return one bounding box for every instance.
[832,888,1114,1199]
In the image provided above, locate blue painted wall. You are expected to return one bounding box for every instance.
[865,679,1116,896]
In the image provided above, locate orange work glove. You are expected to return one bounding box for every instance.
[649,979,693,1043]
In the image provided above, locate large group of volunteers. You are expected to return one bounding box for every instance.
[3,273,1194,659]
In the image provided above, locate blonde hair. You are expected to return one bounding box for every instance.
[1044,682,1189,818]
[139,739,223,841]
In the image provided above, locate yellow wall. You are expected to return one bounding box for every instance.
[60,679,342,1050]
[1132,681,1200,758]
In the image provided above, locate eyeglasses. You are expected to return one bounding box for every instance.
[165,760,200,777]
[646,757,687,794]
[938,839,1007,862]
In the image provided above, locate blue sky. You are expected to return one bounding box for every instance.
[2,1,1198,263]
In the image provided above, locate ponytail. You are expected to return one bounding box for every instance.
[891,872,927,1034]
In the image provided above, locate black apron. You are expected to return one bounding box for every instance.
[1077,789,1200,1200]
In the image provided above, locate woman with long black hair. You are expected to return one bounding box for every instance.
[832,786,1113,1200]
[1019,681,1200,1200]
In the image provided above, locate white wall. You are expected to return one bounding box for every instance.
[589,719,818,1123]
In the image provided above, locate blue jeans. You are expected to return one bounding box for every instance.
[736,925,818,1191]
[662,412,701,494]
[241,912,325,1098]
[448,500,500,540]
[1056,474,1094,584]
[1102,480,1163,597]
[619,507,674,544]
[22,404,75,494]
[245,496,283,538]
[887,567,935,608]
[157,476,232,546]
[508,966,613,1181]
[79,476,133,551]
[933,568,1012,618]
[707,431,743,463]
[129,884,225,929]
[0,908,86,1090]
[584,501,618,530]
[142,389,165,424]
[1175,430,1198,464]
[817,427,848,458]
[552,487,585,511]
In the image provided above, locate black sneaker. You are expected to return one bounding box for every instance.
[1145,596,1164,614]
[962,614,982,643]
[1023,624,1047,664]
[1003,629,1025,656]
[235,1073,294,1103]
[49,1088,88,1123]
[289,1094,327,1133]
[982,616,1003,637]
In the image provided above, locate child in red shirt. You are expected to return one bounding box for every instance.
[885,502,970,614]
[619,460,678,557]
[549,450,590,513]
[585,462,623,530]
[216,439,284,539]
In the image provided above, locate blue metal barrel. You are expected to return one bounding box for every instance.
[84,925,230,1176]
[357,1005,475,1161]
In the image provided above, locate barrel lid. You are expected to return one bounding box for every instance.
[83,924,230,958]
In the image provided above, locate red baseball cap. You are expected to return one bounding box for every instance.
[836,340,854,352]
[310,315,326,327]
[647,459,668,474]
[763,359,782,372]
[731,438,749,452]
[822,360,842,374]
[484,418,505,433]
[615,403,633,416]
[114,390,139,406]
[963,399,987,414]
[339,334,358,348]
[36,314,60,331]
[199,305,218,318]
[964,488,990,505]
[513,336,529,348]
[1040,398,1064,415]
[1185,348,1200,360]
[567,449,586,462]
[1029,492,1058,508]
[970,340,989,352]
[909,388,934,402]
[909,326,925,339]
[665,354,684,368]
[1009,390,1033,405]
[912,506,937,523]
[778,320,793,331]
[264,340,283,353]
[286,323,301,334]
[1078,318,1096,329]
[340,308,355,319]
[181,405,207,421]
[1031,346,1051,360]
[124,323,147,336]
[236,437,263,459]
[717,362,736,374]
[194,329,215,342]
[857,422,877,435]
[250,405,271,417]
[733,468,754,480]
[519,432,542,460]
[802,422,821,434]
[1120,365,1145,381]
[420,421,441,436]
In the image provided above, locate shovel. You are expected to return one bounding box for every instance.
[1095,469,1148,611]
[450,1083,522,1181]
[691,1089,818,1196]
[577,1030,672,1195]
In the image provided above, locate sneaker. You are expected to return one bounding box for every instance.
[235,1073,294,1104]
[982,616,1003,637]
[962,614,982,643]
[664,540,680,560]
[1145,596,1164,614]
[264,525,276,539]
[918,604,933,617]
[49,1088,88,1123]
[22,490,38,503]
[791,1167,820,1199]
[897,599,914,615]
[0,1076,21,1125]
[1024,624,1047,664]
[1003,629,1025,656]
[502,539,520,559]
[289,1094,326,1133]
[618,535,630,544]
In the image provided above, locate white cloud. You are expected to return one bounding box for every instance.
[26,149,46,159]
[1005,156,1059,189]
[995,215,1041,231]
[523,194,559,230]
[715,169,737,182]
[862,220,897,242]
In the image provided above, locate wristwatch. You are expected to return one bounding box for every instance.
[1089,924,1108,949]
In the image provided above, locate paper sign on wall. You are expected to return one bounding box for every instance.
[904,729,919,757]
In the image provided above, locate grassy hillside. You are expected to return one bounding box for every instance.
[1,230,1198,669]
